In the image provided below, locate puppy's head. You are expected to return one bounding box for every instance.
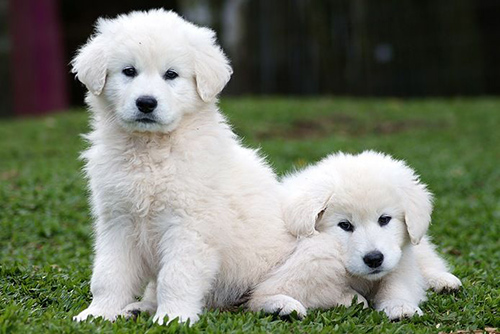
[283,151,433,280]
[71,9,232,133]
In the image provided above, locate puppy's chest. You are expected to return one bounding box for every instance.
[93,145,185,219]
[127,155,171,215]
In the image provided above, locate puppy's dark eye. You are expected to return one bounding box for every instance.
[122,67,137,77]
[378,215,392,226]
[338,220,354,232]
[164,69,178,80]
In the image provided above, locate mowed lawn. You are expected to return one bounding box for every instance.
[0,98,498,333]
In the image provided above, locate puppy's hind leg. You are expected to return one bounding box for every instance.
[248,233,362,319]
[415,236,462,292]
[122,281,158,318]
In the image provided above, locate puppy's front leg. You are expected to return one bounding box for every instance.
[249,233,367,318]
[74,222,145,322]
[415,237,462,292]
[373,249,426,320]
[154,225,219,325]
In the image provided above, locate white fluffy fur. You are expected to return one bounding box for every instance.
[71,9,295,325]
[248,151,461,320]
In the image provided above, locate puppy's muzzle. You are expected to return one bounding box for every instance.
[136,96,158,114]
[363,251,384,268]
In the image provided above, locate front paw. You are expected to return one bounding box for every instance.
[122,301,158,319]
[377,299,423,320]
[427,272,462,292]
[251,294,307,319]
[153,310,200,325]
[338,291,369,308]
[73,307,120,322]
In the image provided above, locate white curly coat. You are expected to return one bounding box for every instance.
[248,151,461,320]
[72,9,295,324]
[71,9,460,325]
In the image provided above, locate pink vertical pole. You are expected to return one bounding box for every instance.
[9,0,68,116]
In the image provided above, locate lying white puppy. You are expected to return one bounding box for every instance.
[71,9,295,324]
[249,151,461,320]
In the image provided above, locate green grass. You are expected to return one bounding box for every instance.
[1,97,498,333]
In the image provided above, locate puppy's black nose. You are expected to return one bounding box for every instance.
[363,251,384,268]
[136,96,157,113]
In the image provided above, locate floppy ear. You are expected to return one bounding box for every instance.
[193,28,233,102]
[403,181,433,245]
[71,32,108,96]
[283,185,334,237]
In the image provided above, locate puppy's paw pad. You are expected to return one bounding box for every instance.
[378,300,422,320]
[127,309,141,319]
[260,294,307,319]
[122,301,157,317]
[428,273,462,292]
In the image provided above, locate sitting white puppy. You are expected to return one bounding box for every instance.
[71,9,295,324]
[249,151,461,320]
